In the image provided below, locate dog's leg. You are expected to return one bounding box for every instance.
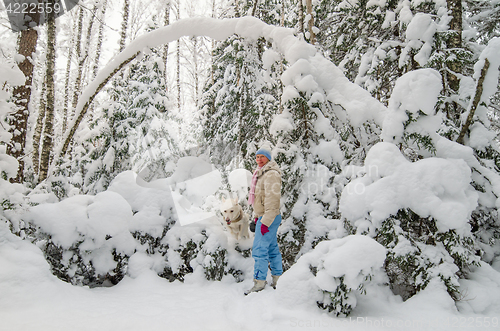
[236,225,241,240]
[241,221,249,239]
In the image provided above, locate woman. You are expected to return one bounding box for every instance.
[245,146,283,295]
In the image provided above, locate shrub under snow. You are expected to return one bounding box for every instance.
[16,161,253,287]
[340,142,480,300]
[277,235,387,316]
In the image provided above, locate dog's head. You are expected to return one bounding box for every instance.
[220,197,242,225]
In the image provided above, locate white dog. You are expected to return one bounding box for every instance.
[220,197,250,240]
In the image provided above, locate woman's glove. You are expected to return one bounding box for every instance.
[261,224,269,235]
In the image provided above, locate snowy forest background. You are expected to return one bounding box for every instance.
[1,0,500,323]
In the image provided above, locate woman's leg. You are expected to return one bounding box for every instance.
[252,215,282,280]
[268,215,283,276]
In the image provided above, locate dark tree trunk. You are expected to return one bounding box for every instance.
[7,3,41,182]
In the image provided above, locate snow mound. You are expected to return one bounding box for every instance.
[0,221,66,303]
[277,235,386,315]
[457,262,500,315]
[340,142,478,235]
[381,68,442,144]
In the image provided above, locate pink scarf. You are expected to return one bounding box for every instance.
[248,167,261,205]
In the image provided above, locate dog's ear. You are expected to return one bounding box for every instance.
[222,197,226,203]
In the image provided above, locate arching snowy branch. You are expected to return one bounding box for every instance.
[52,16,387,177]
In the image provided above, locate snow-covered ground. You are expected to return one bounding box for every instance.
[1,219,499,331]
[1,141,499,331]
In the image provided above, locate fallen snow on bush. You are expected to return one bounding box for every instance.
[277,235,387,316]
[340,142,478,235]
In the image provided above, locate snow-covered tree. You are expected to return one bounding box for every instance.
[201,34,280,172]
[466,0,500,41]
[70,48,175,194]
[273,66,352,269]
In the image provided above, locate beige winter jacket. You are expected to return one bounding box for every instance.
[253,160,282,227]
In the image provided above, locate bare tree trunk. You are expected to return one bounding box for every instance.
[252,0,258,16]
[281,0,285,27]
[445,0,463,121]
[93,1,107,81]
[39,1,57,182]
[456,58,490,145]
[62,22,76,134]
[279,0,285,114]
[120,0,130,53]
[192,36,199,105]
[32,78,47,175]
[176,1,181,109]
[82,5,97,82]
[305,0,316,44]
[446,0,463,93]
[234,0,240,18]
[298,0,304,36]
[163,1,171,90]
[237,83,245,164]
[210,0,216,86]
[89,0,108,121]
[76,3,98,120]
[7,2,41,182]
[110,0,130,106]
[70,6,85,115]
[176,42,181,108]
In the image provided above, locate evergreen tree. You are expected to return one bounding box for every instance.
[466,0,500,42]
[316,0,416,104]
[77,49,176,194]
[200,0,292,177]
[201,35,280,172]
[273,77,357,269]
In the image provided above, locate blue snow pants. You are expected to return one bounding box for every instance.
[252,214,283,281]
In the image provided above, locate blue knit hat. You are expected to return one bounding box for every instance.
[255,147,272,161]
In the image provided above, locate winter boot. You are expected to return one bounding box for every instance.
[270,275,280,289]
[244,279,266,295]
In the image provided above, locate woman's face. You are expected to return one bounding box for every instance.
[256,154,269,167]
